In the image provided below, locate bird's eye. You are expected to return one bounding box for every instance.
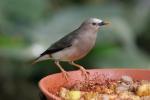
[92,23,96,25]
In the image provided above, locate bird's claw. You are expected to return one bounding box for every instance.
[62,71,69,81]
[80,68,89,79]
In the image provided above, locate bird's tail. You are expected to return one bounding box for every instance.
[31,55,52,65]
[31,56,41,65]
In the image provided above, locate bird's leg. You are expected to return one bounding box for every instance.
[69,61,89,79]
[54,61,69,80]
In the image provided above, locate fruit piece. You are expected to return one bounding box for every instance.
[136,83,150,96]
[65,90,81,100]
[83,92,98,100]
[121,75,133,84]
[59,88,68,99]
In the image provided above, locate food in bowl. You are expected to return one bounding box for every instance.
[58,76,150,100]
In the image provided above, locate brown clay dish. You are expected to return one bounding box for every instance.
[39,69,150,100]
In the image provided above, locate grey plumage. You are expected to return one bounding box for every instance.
[33,18,108,63]
[41,29,79,56]
[32,28,82,63]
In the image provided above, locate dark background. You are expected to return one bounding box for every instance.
[0,0,150,100]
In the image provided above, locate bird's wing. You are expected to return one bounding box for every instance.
[40,30,78,56]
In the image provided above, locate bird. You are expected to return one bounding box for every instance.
[32,18,109,80]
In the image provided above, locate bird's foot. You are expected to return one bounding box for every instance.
[62,71,69,81]
[68,61,90,79]
[80,68,89,79]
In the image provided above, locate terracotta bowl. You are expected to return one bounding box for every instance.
[39,68,150,100]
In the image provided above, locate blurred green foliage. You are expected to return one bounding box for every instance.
[0,0,150,100]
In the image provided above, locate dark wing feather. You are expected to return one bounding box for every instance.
[40,30,78,56]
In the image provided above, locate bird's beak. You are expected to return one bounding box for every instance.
[98,21,110,26]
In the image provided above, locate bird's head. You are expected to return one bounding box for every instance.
[81,18,109,32]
